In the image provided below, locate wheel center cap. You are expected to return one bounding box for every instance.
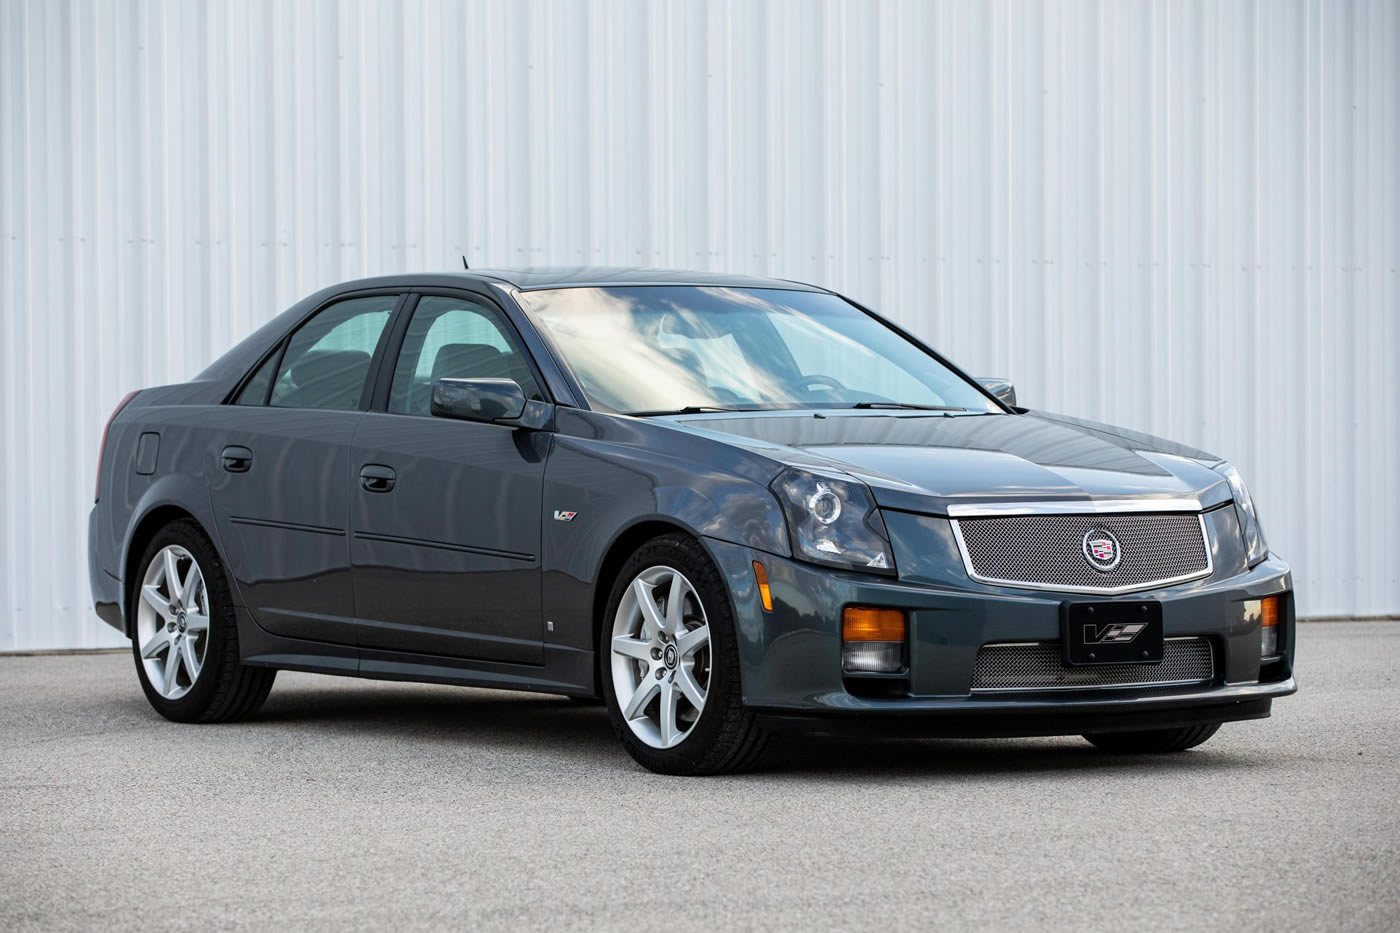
[176,609,187,633]
[662,644,678,669]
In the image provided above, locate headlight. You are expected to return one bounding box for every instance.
[1214,462,1268,566]
[771,467,895,574]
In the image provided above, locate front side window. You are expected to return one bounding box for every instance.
[267,295,395,411]
[388,296,541,416]
[517,286,1002,415]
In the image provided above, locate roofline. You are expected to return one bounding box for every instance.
[291,268,828,293]
[511,279,824,293]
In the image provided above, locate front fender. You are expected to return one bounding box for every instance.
[539,409,791,652]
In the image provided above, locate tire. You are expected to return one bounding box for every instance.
[128,518,275,723]
[601,534,768,775]
[1082,723,1221,754]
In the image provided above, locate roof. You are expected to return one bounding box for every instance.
[468,266,824,291]
[345,266,826,293]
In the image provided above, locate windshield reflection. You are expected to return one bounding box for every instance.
[517,286,1002,416]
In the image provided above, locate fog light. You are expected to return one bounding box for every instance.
[1260,595,1280,658]
[842,607,906,673]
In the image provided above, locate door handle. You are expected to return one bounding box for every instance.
[221,446,253,473]
[359,464,396,493]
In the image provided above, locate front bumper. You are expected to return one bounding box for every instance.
[705,528,1296,736]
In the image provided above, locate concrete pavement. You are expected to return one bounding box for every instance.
[2,622,1397,931]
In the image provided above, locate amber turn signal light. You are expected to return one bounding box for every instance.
[1258,595,1282,659]
[752,561,773,612]
[1260,595,1280,628]
[842,607,906,642]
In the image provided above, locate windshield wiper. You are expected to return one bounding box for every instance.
[848,402,967,412]
[625,405,746,417]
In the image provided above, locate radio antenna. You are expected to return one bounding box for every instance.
[461,255,470,270]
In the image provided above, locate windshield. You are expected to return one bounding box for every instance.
[517,286,1002,416]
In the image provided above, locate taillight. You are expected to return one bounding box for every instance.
[95,391,140,502]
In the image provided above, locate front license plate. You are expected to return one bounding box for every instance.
[1061,601,1163,666]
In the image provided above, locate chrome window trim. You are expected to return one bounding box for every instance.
[945,497,1203,518]
[949,512,1214,595]
[969,637,1216,693]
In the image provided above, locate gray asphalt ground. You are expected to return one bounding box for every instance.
[3,622,1397,932]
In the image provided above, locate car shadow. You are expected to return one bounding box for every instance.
[227,680,1252,779]
[252,685,616,745]
[755,734,1253,780]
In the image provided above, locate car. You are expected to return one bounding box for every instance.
[88,267,1296,774]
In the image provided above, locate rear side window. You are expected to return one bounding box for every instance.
[266,296,396,411]
[387,296,541,416]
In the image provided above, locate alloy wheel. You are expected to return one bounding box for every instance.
[609,565,712,749]
[134,544,211,700]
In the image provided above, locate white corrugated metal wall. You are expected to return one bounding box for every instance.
[1,0,1396,650]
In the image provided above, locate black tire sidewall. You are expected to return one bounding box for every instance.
[129,519,239,723]
[600,535,742,774]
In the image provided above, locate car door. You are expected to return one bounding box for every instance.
[207,292,400,645]
[349,292,550,664]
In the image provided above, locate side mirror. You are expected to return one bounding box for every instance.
[976,376,1017,409]
[431,378,527,424]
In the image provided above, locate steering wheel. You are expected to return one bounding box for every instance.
[797,374,849,394]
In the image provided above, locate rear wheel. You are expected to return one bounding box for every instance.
[602,534,768,775]
[130,519,275,723]
[1082,723,1221,753]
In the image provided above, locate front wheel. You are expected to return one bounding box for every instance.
[130,519,275,723]
[1082,723,1221,753]
[602,534,768,775]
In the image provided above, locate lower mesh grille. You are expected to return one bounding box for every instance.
[970,637,1215,692]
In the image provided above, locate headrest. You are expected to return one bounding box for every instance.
[430,343,508,384]
[290,350,371,388]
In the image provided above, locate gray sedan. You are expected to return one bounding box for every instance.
[88,267,1294,774]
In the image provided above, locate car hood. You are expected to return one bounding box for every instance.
[672,410,1232,516]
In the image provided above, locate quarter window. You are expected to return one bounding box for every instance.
[388,296,541,416]
[233,352,278,405]
[267,296,396,411]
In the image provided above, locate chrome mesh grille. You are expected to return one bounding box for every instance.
[970,637,1215,692]
[954,512,1209,592]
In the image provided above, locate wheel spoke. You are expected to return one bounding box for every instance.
[611,635,652,661]
[162,549,183,604]
[676,664,706,712]
[664,571,687,634]
[622,677,659,720]
[676,623,709,659]
[161,639,182,693]
[140,584,170,617]
[658,680,678,746]
[181,637,202,682]
[181,561,204,611]
[183,610,210,634]
[632,578,664,639]
[140,630,172,660]
[611,565,713,752]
